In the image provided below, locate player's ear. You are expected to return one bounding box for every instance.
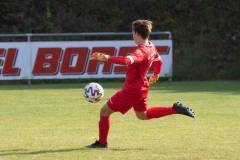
[132,30,137,35]
[134,32,140,37]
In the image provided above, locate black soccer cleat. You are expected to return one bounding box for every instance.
[173,102,196,118]
[85,140,108,148]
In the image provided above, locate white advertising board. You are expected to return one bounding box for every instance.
[0,40,172,80]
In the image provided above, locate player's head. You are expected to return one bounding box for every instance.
[132,20,152,40]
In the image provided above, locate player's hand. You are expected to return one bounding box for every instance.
[89,52,110,62]
[149,73,159,85]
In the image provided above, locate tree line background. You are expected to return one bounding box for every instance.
[0,0,239,81]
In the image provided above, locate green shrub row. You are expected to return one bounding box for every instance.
[0,0,239,80]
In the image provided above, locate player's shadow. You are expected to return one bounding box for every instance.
[0,147,130,156]
[0,149,28,153]
[0,148,84,156]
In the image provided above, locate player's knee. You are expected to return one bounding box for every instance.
[100,103,114,116]
[135,111,148,120]
[135,114,148,120]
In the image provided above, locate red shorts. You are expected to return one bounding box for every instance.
[107,88,148,114]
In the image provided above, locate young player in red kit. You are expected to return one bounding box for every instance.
[86,19,195,148]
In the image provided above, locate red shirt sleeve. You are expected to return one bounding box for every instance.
[129,49,144,64]
[153,50,163,74]
[109,56,131,65]
[153,58,163,74]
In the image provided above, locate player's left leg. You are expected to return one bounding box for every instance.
[86,103,114,148]
[98,104,114,145]
[86,89,134,149]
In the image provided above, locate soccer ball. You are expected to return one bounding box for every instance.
[83,82,104,103]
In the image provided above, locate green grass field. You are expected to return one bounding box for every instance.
[0,81,239,160]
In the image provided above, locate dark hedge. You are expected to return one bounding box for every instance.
[0,0,239,80]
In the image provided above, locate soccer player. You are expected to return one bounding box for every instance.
[86,19,195,148]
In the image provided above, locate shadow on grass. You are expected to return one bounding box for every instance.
[0,147,138,156]
[0,149,28,153]
[0,148,85,156]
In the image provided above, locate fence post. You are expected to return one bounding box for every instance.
[26,33,32,85]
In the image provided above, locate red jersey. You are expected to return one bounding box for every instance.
[109,41,162,91]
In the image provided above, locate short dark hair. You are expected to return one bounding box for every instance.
[132,20,152,40]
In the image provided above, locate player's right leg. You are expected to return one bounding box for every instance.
[134,97,196,119]
[134,97,178,120]
[145,102,196,119]
[172,102,196,118]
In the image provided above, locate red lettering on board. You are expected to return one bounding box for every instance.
[31,46,170,75]
[2,48,20,75]
[32,48,62,75]
[60,47,89,74]
[156,46,169,54]
[0,48,5,66]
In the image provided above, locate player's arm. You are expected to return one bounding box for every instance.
[89,52,133,65]
[153,54,163,74]
[149,54,163,85]
[109,49,144,65]
[108,56,132,65]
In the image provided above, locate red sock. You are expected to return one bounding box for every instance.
[99,116,110,144]
[146,106,177,119]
